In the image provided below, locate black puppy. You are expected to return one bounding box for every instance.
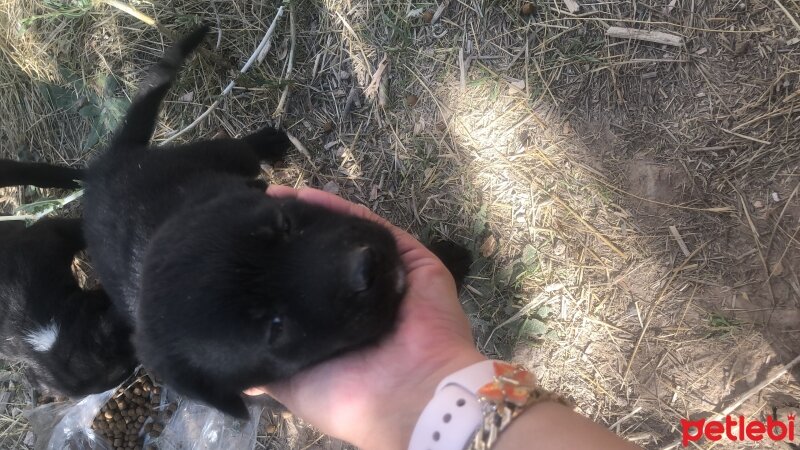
[0,165,136,396]
[82,26,413,418]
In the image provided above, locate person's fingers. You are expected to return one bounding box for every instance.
[265,184,299,199]
[269,185,390,227]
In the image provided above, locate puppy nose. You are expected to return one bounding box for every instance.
[349,246,377,293]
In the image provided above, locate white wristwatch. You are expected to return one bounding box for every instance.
[408,360,497,450]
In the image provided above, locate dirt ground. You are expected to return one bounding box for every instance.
[1,0,800,449]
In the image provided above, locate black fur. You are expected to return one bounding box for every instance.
[0,160,83,189]
[0,172,136,396]
[428,240,473,290]
[83,26,409,418]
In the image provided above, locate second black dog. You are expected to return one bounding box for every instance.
[0,163,136,396]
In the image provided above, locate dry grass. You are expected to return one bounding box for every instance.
[1,0,800,449]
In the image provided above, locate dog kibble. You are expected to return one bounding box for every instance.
[92,370,175,449]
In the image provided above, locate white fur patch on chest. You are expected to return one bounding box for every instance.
[24,321,59,352]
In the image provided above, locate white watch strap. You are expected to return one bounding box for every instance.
[408,360,497,450]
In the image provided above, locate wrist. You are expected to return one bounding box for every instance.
[356,346,487,450]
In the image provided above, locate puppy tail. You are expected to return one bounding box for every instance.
[428,240,473,290]
[112,25,210,147]
[0,159,83,189]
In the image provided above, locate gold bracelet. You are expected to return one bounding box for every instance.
[467,362,573,450]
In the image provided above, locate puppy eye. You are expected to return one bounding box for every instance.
[266,316,284,345]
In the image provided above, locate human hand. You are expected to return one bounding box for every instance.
[245,185,486,450]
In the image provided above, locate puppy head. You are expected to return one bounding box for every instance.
[137,191,405,418]
[39,291,137,396]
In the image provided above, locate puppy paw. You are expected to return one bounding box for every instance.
[427,240,473,289]
[243,127,292,164]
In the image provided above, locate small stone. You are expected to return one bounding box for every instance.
[405,94,419,107]
[753,200,764,208]
[520,2,536,15]
[179,91,194,102]
[322,181,340,195]
[212,128,230,139]
[772,262,784,277]
[734,40,751,56]
[266,424,278,434]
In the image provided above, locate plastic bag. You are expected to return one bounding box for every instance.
[25,389,114,450]
[25,386,261,450]
[148,399,262,450]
